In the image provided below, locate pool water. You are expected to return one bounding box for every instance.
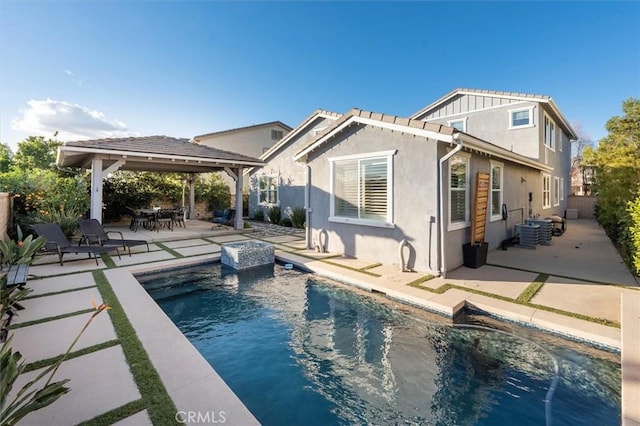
[139,264,620,426]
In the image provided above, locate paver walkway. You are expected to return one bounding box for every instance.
[4,218,638,425]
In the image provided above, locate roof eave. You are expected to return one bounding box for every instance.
[57,145,265,168]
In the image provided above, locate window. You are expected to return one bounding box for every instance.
[509,106,534,129]
[330,151,395,227]
[271,130,284,140]
[259,175,278,204]
[447,118,467,132]
[560,177,564,200]
[542,174,551,209]
[559,132,563,152]
[490,161,503,221]
[448,153,470,230]
[544,115,556,150]
[554,176,560,206]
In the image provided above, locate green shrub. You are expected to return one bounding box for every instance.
[32,209,80,239]
[268,206,281,224]
[628,196,640,275]
[279,217,292,227]
[0,169,90,236]
[253,210,265,221]
[290,207,306,229]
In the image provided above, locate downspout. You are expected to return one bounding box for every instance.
[438,137,463,278]
[305,165,312,249]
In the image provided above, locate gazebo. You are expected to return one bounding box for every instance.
[56,136,264,230]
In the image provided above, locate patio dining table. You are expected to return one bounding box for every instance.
[137,209,175,231]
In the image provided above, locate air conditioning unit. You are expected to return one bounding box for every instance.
[526,218,553,245]
[515,223,540,249]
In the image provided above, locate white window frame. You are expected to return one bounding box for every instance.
[542,174,551,209]
[509,106,535,129]
[447,117,468,132]
[489,160,504,222]
[553,176,560,206]
[559,130,563,152]
[258,174,279,206]
[271,129,284,140]
[328,150,396,228]
[448,152,471,231]
[544,114,556,151]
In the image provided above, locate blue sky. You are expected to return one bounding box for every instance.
[1,1,639,151]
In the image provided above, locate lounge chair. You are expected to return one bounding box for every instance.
[212,208,235,227]
[31,223,121,266]
[78,218,150,256]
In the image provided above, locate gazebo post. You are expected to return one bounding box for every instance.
[90,158,103,223]
[188,173,196,220]
[234,167,244,230]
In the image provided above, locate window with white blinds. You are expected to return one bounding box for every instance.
[330,151,395,226]
[448,153,470,230]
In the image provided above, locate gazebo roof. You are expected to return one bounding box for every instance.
[57,135,264,173]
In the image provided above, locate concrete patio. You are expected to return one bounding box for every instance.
[5,218,638,425]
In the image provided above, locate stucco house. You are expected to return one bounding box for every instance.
[410,88,577,218]
[293,98,576,276]
[192,121,292,202]
[247,109,341,220]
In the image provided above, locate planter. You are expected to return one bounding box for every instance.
[463,242,488,269]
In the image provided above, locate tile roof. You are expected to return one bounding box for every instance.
[294,108,456,159]
[64,135,263,163]
[192,121,293,141]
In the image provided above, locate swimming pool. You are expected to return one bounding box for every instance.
[139,264,620,426]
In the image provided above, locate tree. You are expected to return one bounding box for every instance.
[570,122,595,195]
[584,97,640,273]
[0,143,12,173]
[11,135,62,171]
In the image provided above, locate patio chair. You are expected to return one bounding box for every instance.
[154,209,174,232]
[78,218,150,256]
[212,208,235,228]
[173,207,186,228]
[31,223,121,266]
[125,207,151,232]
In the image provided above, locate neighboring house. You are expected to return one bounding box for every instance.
[410,88,577,218]
[192,121,292,201]
[570,156,593,196]
[293,108,565,276]
[247,109,341,220]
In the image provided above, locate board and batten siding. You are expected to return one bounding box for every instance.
[419,94,525,121]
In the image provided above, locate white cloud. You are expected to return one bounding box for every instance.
[11,99,138,141]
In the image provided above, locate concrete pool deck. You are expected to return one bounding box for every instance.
[6,218,639,425]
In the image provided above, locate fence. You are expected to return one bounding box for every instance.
[0,193,10,239]
[567,195,597,219]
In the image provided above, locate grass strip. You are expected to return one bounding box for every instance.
[486,263,633,287]
[155,242,184,258]
[8,308,95,329]
[406,275,436,288]
[23,339,120,373]
[406,278,620,328]
[93,270,179,425]
[78,399,147,426]
[100,253,117,268]
[320,259,382,277]
[360,262,383,271]
[24,285,97,300]
[516,273,549,303]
